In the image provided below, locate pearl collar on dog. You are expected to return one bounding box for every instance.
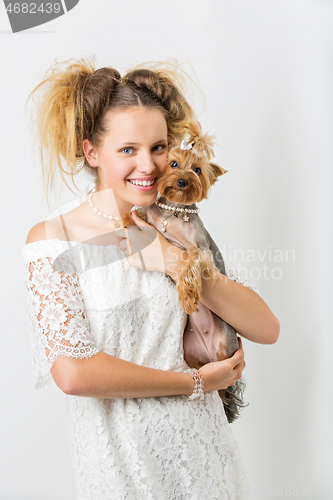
[154,201,199,232]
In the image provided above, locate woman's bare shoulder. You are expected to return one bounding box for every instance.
[25,202,112,245]
[25,204,82,245]
[25,221,47,244]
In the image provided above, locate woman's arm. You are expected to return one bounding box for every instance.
[199,272,280,344]
[51,350,245,398]
[168,246,280,345]
[51,352,193,397]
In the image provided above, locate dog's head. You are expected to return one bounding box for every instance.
[157,121,227,205]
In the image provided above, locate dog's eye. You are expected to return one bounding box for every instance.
[170,161,179,168]
[193,167,201,175]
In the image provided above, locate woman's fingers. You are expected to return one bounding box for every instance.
[118,237,128,252]
[229,349,244,369]
[234,361,245,381]
[198,350,246,392]
[116,224,158,257]
[231,350,246,382]
[115,211,177,274]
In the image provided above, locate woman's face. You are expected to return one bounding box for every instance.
[84,107,168,214]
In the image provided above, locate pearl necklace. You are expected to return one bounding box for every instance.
[154,200,199,233]
[88,187,137,221]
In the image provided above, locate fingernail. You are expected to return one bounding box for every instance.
[239,349,244,355]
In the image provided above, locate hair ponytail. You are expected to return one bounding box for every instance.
[28,59,121,200]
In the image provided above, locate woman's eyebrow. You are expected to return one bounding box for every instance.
[117,139,167,147]
[117,142,140,146]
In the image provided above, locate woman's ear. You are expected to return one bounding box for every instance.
[83,139,99,167]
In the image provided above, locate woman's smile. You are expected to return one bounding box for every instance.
[127,177,157,190]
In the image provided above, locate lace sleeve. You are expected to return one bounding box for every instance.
[22,254,100,390]
[225,265,261,296]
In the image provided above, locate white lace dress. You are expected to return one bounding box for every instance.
[21,237,258,500]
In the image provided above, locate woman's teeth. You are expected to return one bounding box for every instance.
[129,179,155,186]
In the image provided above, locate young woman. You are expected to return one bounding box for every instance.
[22,58,280,499]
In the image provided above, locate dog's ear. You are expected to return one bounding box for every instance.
[210,162,228,178]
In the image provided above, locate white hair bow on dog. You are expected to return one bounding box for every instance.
[180,138,201,158]
[180,139,194,150]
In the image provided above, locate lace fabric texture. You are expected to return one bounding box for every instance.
[21,238,258,500]
[226,267,260,296]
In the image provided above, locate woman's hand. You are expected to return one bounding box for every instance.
[199,339,246,392]
[117,211,186,280]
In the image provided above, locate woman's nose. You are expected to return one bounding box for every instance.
[138,152,156,172]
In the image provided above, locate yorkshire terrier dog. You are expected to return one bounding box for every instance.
[147,121,227,315]
[118,120,247,423]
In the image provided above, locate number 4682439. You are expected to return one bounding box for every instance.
[6,3,61,14]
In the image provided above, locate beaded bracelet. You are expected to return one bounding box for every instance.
[187,368,204,401]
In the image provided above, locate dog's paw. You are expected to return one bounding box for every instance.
[179,291,200,314]
[183,301,198,315]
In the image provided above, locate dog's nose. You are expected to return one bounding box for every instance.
[177,179,188,188]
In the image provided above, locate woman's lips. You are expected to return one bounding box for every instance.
[127,178,156,191]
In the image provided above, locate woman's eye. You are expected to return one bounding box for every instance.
[170,161,179,168]
[152,144,166,152]
[193,167,201,175]
[121,147,134,154]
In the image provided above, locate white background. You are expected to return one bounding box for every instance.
[1,1,332,499]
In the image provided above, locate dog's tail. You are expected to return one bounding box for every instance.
[218,379,249,424]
